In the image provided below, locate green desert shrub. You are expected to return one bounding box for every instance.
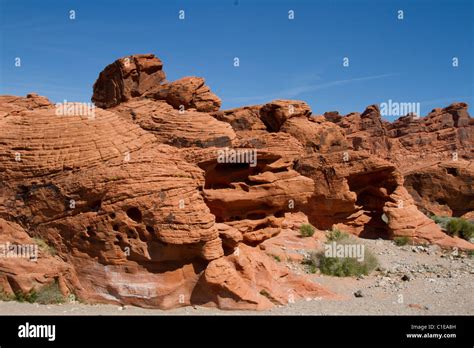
[302,257,318,274]
[303,238,378,277]
[0,288,15,301]
[430,215,474,241]
[300,223,315,237]
[15,289,38,303]
[326,228,349,242]
[10,280,65,304]
[430,215,451,230]
[32,237,57,256]
[35,281,65,304]
[317,251,377,277]
[446,218,474,241]
[393,236,410,246]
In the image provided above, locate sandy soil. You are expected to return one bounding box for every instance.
[0,238,472,315]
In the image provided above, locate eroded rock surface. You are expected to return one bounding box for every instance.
[0,57,333,309]
[1,53,472,310]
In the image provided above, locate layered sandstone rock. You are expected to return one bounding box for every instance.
[260,99,312,132]
[0,95,230,307]
[1,53,472,311]
[180,136,316,248]
[382,186,473,249]
[0,57,334,309]
[259,212,326,262]
[200,243,334,310]
[211,105,266,131]
[280,114,348,154]
[109,99,235,148]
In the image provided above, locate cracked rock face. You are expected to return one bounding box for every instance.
[1,53,473,310]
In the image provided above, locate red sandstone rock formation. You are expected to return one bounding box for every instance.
[92,54,166,108]
[0,59,333,309]
[210,98,472,249]
[109,99,234,148]
[92,54,221,112]
[404,160,474,217]
[0,218,78,298]
[148,76,222,112]
[325,102,474,218]
[0,53,472,311]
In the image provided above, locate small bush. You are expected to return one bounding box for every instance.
[15,289,38,303]
[429,215,474,241]
[0,288,15,301]
[32,237,57,256]
[430,215,451,230]
[34,281,65,304]
[300,224,315,237]
[394,236,410,246]
[273,255,281,262]
[326,228,349,242]
[446,218,474,241]
[318,251,378,277]
[10,281,65,304]
[303,239,378,277]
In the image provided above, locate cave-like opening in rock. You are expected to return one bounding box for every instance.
[198,155,289,223]
[346,169,398,239]
[126,207,142,223]
[199,156,279,190]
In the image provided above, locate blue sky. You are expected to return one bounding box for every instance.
[0,0,472,120]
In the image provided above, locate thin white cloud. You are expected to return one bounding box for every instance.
[226,73,397,104]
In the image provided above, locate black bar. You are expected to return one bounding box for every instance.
[0,315,471,346]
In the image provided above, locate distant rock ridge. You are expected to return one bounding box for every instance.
[323,102,472,168]
[323,102,473,217]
